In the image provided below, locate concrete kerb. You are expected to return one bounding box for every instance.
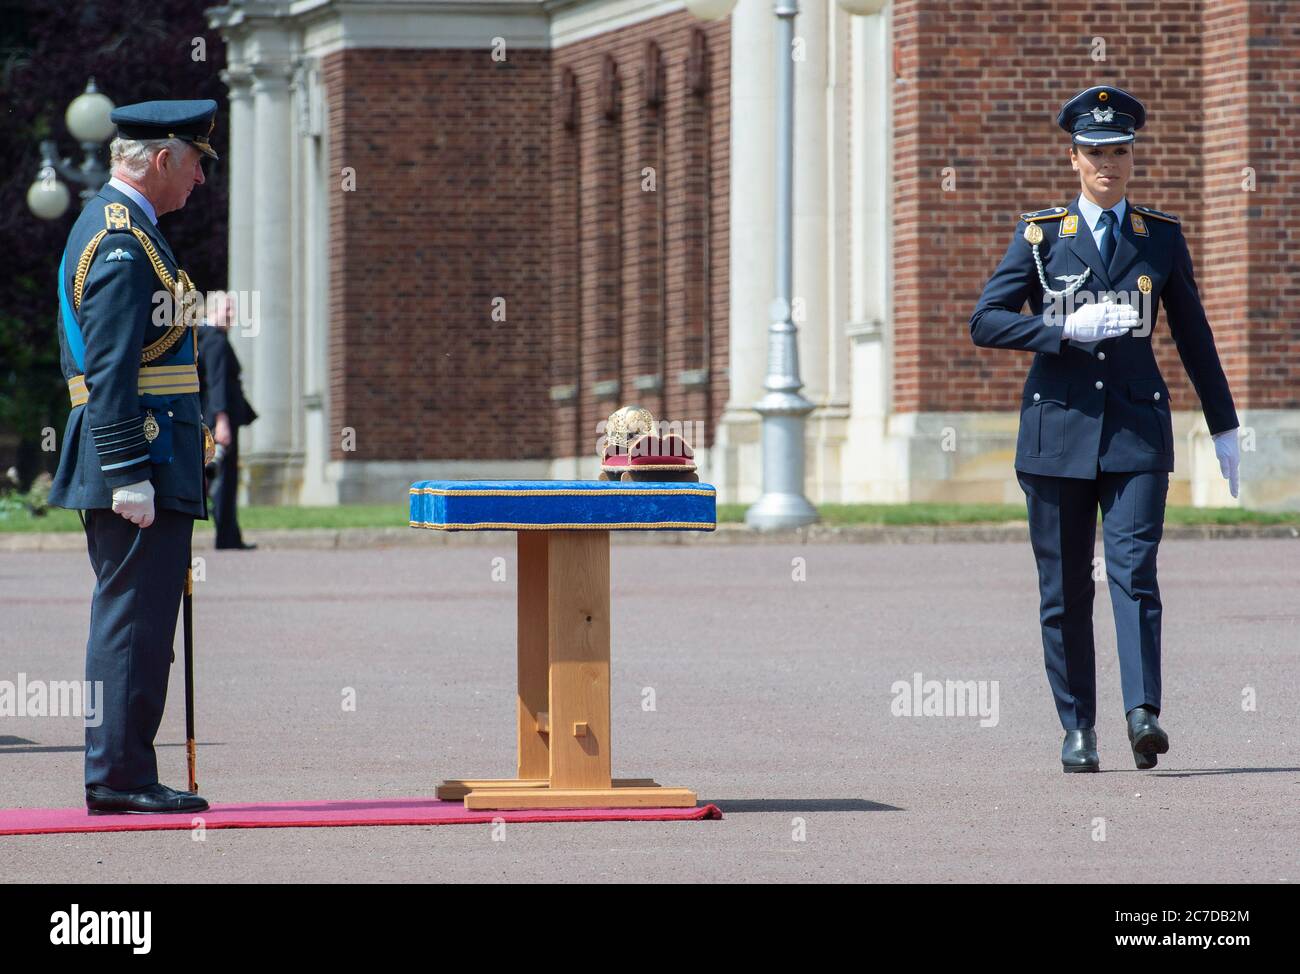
[2,520,1297,552]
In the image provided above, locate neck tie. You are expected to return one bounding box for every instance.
[1098,209,1117,269]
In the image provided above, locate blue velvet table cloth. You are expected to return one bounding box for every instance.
[409,480,717,532]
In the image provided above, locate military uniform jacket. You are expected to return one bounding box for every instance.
[49,184,208,518]
[970,195,1238,479]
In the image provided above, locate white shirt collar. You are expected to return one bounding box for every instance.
[107,176,158,226]
[1077,193,1126,231]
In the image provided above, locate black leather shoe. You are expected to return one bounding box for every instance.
[215,541,256,550]
[1061,728,1099,773]
[1127,705,1169,769]
[86,783,210,815]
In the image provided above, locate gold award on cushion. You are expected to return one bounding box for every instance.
[604,405,657,455]
[599,405,698,482]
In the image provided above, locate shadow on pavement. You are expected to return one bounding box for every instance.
[1150,767,1300,777]
[0,740,226,755]
[701,798,902,813]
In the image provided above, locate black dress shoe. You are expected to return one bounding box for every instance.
[215,541,256,550]
[1126,705,1169,769]
[1061,728,1099,773]
[86,783,210,815]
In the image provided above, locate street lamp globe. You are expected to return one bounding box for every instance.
[65,78,116,144]
[838,0,889,13]
[683,0,738,21]
[27,167,71,220]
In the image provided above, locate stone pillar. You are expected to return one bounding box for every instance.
[221,65,254,307]
[715,0,778,504]
[791,0,830,404]
[244,59,301,504]
[294,58,334,505]
[797,0,852,503]
[843,4,899,501]
[219,63,255,509]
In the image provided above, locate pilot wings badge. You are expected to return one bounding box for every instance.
[1037,268,1092,300]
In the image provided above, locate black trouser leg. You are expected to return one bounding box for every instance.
[83,507,194,790]
[1017,471,1103,730]
[1099,469,1169,715]
[212,426,244,548]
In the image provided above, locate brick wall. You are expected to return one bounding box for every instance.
[322,9,729,467]
[892,0,1298,418]
[1213,0,1300,409]
[1200,0,1251,409]
[551,11,731,462]
[323,48,553,462]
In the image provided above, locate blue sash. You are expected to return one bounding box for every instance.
[57,250,86,373]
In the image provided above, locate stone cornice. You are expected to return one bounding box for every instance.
[207,0,693,56]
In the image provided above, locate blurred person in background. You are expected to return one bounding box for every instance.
[198,292,257,550]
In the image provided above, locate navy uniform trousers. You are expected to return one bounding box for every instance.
[208,428,244,548]
[1017,467,1167,729]
[82,509,194,789]
[971,195,1238,731]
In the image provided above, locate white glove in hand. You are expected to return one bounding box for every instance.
[1212,428,1240,499]
[111,479,155,528]
[1063,301,1140,343]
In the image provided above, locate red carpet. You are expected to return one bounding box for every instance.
[0,797,723,836]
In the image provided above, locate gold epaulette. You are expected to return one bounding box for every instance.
[104,202,131,231]
[1132,204,1180,224]
[1020,206,1068,222]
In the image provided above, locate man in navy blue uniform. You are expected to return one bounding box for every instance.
[49,100,218,812]
[970,86,1241,773]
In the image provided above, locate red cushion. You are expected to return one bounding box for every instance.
[602,454,694,467]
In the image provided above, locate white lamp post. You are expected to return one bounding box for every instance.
[26,164,72,220]
[27,78,116,220]
[688,0,817,529]
[685,0,886,528]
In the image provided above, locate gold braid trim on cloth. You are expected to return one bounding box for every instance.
[72,227,197,364]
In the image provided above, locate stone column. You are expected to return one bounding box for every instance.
[791,0,830,405]
[714,0,778,504]
[294,58,334,505]
[797,0,853,503]
[219,64,255,470]
[843,5,899,502]
[244,59,300,504]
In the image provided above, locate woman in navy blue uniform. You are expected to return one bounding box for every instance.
[970,85,1241,773]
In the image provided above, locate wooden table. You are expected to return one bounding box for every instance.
[408,480,716,811]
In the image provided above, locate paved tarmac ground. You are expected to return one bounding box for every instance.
[1,537,1296,883]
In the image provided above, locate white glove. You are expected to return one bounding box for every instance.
[1063,301,1140,343]
[111,479,155,528]
[1212,428,1240,499]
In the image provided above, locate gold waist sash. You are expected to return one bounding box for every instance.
[67,364,200,408]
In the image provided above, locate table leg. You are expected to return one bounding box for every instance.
[546,530,612,790]
[447,529,697,811]
[516,531,550,780]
